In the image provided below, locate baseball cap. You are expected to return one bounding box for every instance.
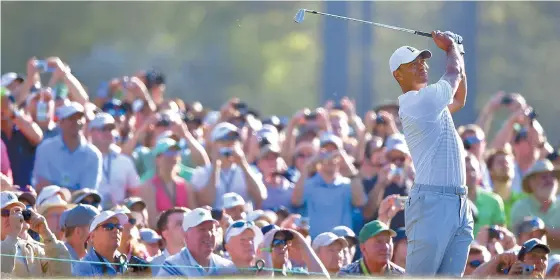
[182,208,218,231]
[261,224,280,236]
[139,228,162,244]
[89,210,128,233]
[56,101,85,120]
[222,192,246,209]
[88,113,116,130]
[258,144,281,160]
[71,188,102,205]
[124,197,146,211]
[152,138,183,157]
[518,238,551,260]
[358,220,396,244]
[211,122,239,142]
[319,132,343,149]
[1,191,26,209]
[332,225,358,245]
[393,227,407,243]
[386,142,410,155]
[312,232,349,251]
[36,185,72,214]
[1,73,24,87]
[60,204,100,230]
[389,46,432,73]
[547,254,560,275]
[515,216,547,236]
[224,220,264,246]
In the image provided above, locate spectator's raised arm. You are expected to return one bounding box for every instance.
[47,57,89,106]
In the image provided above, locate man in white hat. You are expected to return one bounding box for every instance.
[312,232,348,274]
[157,207,236,277]
[72,210,129,276]
[222,192,247,221]
[33,102,102,193]
[511,159,560,253]
[35,185,72,240]
[223,220,263,272]
[0,191,71,277]
[390,30,470,276]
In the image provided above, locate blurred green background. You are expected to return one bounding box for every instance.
[2,1,559,142]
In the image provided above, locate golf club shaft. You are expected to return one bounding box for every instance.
[306,9,432,38]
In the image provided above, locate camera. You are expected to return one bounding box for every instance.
[521,264,535,275]
[376,116,386,125]
[488,225,504,240]
[22,210,32,221]
[128,256,151,273]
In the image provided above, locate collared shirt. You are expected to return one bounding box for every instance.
[64,242,80,260]
[71,248,125,277]
[33,134,102,191]
[337,258,405,276]
[398,79,466,187]
[150,249,171,276]
[1,125,37,186]
[97,145,141,205]
[303,173,354,239]
[157,247,236,277]
[473,187,506,235]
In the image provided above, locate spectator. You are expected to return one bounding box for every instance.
[548,254,560,277]
[113,206,150,261]
[465,152,506,235]
[139,228,163,259]
[157,208,236,277]
[359,136,385,195]
[192,122,266,209]
[1,72,25,94]
[331,225,358,266]
[256,143,296,212]
[71,188,102,210]
[292,132,366,238]
[516,238,550,278]
[72,210,129,276]
[33,102,102,192]
[515,216,548,247]
[124,197,149,228]
[337,220,405,276]
[1,88,43,187]
[510,159,560,253]
[35,185,72,239]
[151,207,190,276]
[60,204,100,260]
[0,140,13,186]
[391,227,407,269]
[486,146,524,226]
[463,242,491,276]
[458,124,492,187]
[1,191,72,277]
[25,88,59,139]
[256,228,329,277]
[223,220,264,272]
[89,113,140,208]
[138,138,197,229]
[222,192,247,221]
[311,232,348,274]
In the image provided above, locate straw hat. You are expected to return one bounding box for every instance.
[522,159,560,193]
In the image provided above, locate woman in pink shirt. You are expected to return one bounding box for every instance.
[138,138,197,229]
[0,139,13,186]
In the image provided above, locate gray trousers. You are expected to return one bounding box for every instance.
[404,184,474,277]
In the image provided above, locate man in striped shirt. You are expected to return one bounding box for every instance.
[390,31,472,276]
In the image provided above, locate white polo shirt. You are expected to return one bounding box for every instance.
[398,79,466,187]
[97,147,141,205]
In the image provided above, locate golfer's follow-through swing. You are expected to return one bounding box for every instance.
[295,9,471,276]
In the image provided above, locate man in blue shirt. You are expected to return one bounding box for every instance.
[291,133,367,238]
[72,210,128,277]
[33,102,102,192]
[60,204,100,261]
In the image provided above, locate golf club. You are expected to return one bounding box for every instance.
[294,9,432,38]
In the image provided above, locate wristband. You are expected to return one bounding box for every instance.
[259,247,272,253]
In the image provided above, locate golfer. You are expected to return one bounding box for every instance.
[390,31,472,276]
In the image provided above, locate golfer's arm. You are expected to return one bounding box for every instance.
[448,63,467,114]
[441,43,463,98]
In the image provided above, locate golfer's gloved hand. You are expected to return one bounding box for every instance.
[443,31,465,55]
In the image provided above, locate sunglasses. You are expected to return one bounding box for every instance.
[272,239,289,248]
[99,223,123,231]
[388,156,406,163]
[469,260,482,268]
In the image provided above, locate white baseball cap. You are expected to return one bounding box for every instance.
[1,191,26,209]
[182,208,218,231]
[211,122,239,142]
[36,186,72,214]
[224,220,264,247]
[1,73,24,87]
[222,192,246,209]
[389,46,432,73]
[89,112,116,130]
[311,232,349,251]
[89,210,128,233]
[319,132,343,149]
[139,228,163,244]
[56,101,85,120]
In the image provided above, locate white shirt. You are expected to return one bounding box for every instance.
[191,164,261,210]
[398,79,466,187]
[97,146,141,205]
[157,247,236,277]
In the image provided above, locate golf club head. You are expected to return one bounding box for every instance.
[294,9,306,23]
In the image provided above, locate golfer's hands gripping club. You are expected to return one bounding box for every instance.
[432,30,465,54]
